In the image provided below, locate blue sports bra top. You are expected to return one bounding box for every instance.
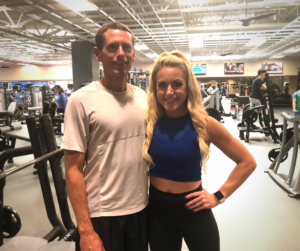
[148,112,202,182]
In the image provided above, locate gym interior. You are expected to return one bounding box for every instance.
[0,0,300,250]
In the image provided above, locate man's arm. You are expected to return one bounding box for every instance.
[260,83,267,90]
[293,99,297,113]
[65,150,105,251]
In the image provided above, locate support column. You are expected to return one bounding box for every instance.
[71,41,99,91]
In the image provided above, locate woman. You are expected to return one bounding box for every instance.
[54,85,67,113]
[143,51,256,251]
[53,85,66,133]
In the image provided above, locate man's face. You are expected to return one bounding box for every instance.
[94,29,135,78]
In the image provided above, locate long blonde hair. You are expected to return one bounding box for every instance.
[143,51,210,172]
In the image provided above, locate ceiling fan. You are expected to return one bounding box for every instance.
[239,0,275,26]
[220,51,233,56]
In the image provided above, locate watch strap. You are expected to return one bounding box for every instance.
[214,190,225,203]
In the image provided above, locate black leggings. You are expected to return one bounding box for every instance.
[149,184,220,251]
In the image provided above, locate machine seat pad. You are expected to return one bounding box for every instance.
[38,241,75,251]
[0,236,47,251]
[28,107,43,111]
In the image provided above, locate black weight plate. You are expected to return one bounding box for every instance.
[3,206,22,238]
[243,104,250,113]
[243,110,258,125]
[206,108,221,122]
[279,128,294,145]
[268,148,288,163]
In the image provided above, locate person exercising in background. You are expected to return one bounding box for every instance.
[221,83,227,96]
[292,89,300,116]
[53,85,67,114]
[284,83,289,95]
[249,68,268,129]
[54,85,67,133]
[207,81,216,94]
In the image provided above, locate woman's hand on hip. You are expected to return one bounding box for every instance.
[185,188,219,212]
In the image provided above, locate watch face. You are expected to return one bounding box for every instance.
[214,191,224,200]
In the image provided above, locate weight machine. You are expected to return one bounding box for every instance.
[238,84,283,143]
[0,113,76,249]
[266,113,300,198]
[128,67,150,91]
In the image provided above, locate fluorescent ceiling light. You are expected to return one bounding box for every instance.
[189,39,203,48]
[99,10,108,16]
[55,0,97,12]
[191,56,202,61]
[246,37,267,47]
[284,48,300,53]
[178,0,208,5]
[86,18,94,23]
[134,44,149,51]
[211,56,222,60]
[145,53,158,59]
[270,55,285,59]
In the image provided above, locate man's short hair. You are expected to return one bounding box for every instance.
[258,68,267,75]
[95,23,134,51]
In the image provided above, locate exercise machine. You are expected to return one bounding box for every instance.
[238,84,283,143]
[0,114,76,249]
[128,67,150,91]
[266,113,300,198]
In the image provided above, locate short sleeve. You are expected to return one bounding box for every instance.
[61,92,90,153]
[292,92,297,100]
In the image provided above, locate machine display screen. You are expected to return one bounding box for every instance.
[224,63,244,74]
[262,62,283,74]
[192,64,206,75]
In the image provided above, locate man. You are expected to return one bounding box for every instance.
[292,89,300,116]
[284,83,289,95]
[207,81,216,94]
[249,68,268,128]
[221,83,227,96]
[62,23,148,251]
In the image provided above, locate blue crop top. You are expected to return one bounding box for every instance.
[148,112,202,182]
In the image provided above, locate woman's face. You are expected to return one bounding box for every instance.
[54,88,59,93]
[156,66,188,118]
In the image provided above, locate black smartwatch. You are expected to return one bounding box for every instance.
[214,191,225,204]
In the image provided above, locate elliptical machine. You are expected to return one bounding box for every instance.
[238,83,283,143]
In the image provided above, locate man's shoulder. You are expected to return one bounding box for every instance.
[253,77,262,83]
[293,90,300,98]
[69,82,99,101]
[128,84,147,99]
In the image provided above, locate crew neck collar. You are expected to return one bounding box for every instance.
[164,112,189,120]
[97,80,129,96]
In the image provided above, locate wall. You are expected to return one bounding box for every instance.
[133,58,300,77]
[0,65,73,81]
[1,58,299,93]
[133,58,300,95]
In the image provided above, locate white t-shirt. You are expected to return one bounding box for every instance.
[62,81,148,217]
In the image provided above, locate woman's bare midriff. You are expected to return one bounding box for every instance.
[150,175,202,194]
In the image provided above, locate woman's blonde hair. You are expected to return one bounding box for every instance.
[143,51,210,172]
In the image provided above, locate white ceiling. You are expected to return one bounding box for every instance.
[0,0,300,66]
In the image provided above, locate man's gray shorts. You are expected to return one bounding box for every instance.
[249,98,261,109]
